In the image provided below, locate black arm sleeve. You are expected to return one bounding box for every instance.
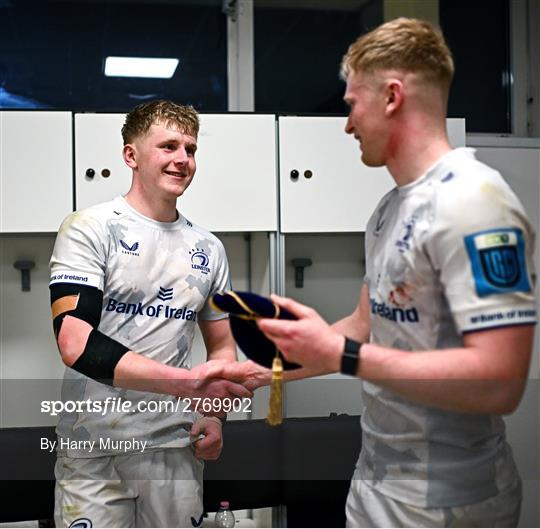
[50,282,129,385]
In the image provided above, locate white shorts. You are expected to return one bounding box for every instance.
[54,447,204,528]
[345,479,522,528]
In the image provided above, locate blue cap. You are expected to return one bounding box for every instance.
[211,291,300,370]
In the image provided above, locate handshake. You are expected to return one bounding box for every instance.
[181,290,340,419]
[187,358,272,408]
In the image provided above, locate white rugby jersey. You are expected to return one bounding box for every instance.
[49,196,230,457]
[358,148,536,507]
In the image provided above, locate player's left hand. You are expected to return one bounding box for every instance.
[257,295,343,372]
[190,417,223,460]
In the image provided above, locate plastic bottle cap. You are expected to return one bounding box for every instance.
[220,501,230,509]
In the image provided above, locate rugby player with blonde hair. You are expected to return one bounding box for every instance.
[257,18,535,527]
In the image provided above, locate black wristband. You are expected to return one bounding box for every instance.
[340,337,361,376]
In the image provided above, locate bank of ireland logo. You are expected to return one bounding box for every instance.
[464,228,531,297]
[190,248,211,275]
[119,239,140,256]
[157,286,173,301]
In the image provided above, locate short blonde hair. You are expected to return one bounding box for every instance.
[340,18,454,89]
[121,100,199,144]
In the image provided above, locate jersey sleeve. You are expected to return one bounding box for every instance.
[49,210,108,291]
[426,176,536,333]
[198,237,231,321]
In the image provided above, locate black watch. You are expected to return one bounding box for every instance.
[340,337,362,376]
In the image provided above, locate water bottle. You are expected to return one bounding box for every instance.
[214,500,235,528]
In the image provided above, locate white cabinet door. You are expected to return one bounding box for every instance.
[279,116,465,233]
[181,114,277,231]
[74,113,277,232]
[74,113,131,210]
[0,111,72,232]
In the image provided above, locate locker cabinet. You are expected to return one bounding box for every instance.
[0,112,72,232]
[74,113,130,211]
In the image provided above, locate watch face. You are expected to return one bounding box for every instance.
[345,338,360,354]
[341,339,360,376]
